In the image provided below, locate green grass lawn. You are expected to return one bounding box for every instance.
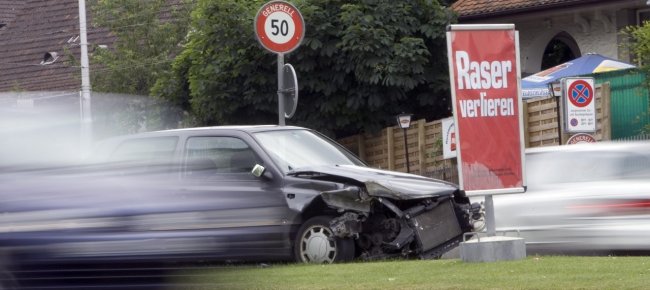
[177,256,650,289]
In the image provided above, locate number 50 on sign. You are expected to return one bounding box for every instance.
[255,1,305,54]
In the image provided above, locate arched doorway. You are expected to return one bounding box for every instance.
[541,32,581,70]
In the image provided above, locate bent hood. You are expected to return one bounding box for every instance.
[288,165,459,200]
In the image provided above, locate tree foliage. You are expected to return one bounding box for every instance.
[153,0,454,136]
[88,0,195,134]
[89,0,194,96]
[625,21,650,68]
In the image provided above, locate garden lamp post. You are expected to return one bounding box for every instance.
[396,113,412,173]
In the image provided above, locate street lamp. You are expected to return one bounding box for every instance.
[396,113,412,173]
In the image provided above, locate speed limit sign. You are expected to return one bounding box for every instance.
[255,1,304,54]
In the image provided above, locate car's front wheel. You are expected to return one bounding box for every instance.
[294,216,355,263]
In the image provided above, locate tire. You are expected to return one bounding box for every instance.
[293,216,355,263]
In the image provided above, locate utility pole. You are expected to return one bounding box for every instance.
[78,0,92,153]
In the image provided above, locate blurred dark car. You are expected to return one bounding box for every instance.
[0,126,481,287]
[492,141,650,254]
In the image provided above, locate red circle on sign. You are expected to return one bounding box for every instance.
[567,80,593,108]
[255,1,304,53]
[566,133,596,145]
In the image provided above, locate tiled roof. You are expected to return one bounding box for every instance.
[0,1,25,27]
[0,0,110,91]
[0,0,187,92]
[452,0,610,20]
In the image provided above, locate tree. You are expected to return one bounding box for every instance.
[154,0,455,137]
[88,0,195,135]
[89,0,194,95]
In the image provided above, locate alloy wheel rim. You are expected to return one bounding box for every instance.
[300,225,337,263]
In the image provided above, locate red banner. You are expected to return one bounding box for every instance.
[446,25,525,194]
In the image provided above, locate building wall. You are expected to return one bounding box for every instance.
[514,12,619,75]
[457,3,647,76]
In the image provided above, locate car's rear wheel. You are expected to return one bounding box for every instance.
[294,216,355,263]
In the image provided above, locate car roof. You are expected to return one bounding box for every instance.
[159,125,306,133]
[525,141,650,155]
[92,125,311,149]
[89,125,314,162]
[100,125,309,140]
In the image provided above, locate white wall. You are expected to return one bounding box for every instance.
[515,12,619,75]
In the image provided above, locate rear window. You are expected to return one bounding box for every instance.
[110,137,178,165]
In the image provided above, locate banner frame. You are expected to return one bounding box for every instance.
[446,24,526,197]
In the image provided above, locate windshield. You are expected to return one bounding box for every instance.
[253,129,365,173]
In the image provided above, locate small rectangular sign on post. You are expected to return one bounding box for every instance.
[562,77,596,133]
[441,117,457,159]
[446,24,526,196]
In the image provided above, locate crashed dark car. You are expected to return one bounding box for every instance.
[0,126,481,272]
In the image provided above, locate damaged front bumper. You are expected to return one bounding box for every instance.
[321,185,482,259]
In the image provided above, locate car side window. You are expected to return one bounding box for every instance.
[620,154,650,179]
[184,136,260,179]
[110,137,178,167]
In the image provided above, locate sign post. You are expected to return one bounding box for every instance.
[447,24,527,262]
[254,1,304,125]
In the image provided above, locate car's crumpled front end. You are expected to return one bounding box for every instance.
[288,165,483,259]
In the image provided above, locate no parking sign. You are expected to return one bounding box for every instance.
[563,77,596,133]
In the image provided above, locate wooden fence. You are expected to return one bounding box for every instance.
[525,83,610,147]
[339,83,611,182]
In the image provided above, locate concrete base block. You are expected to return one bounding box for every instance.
[460,236,526,262]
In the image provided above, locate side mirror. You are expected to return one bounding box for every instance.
[251,164,273,179]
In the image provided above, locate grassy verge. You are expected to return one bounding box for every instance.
[178,256,650,289]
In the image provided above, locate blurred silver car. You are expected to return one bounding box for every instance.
[492,141,650,254]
